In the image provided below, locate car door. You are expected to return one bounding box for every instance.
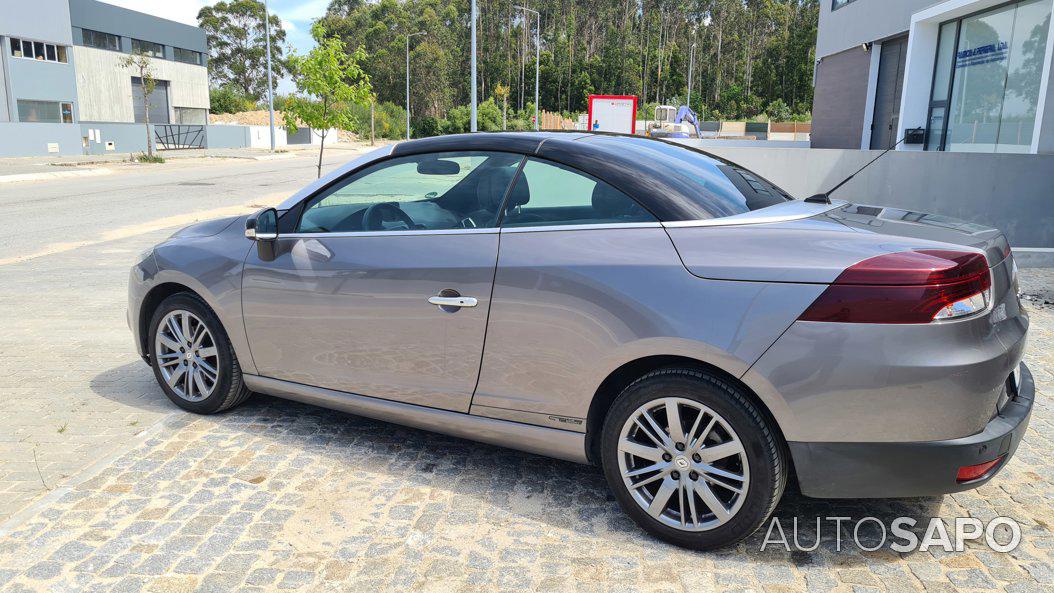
[471,157,670,426]
[241,151,523,412]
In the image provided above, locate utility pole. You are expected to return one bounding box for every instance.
[263,0,275,152]
[470,0,477,132]
[406,32,425,140]
[687,42,696,110]
[515,5,540,130]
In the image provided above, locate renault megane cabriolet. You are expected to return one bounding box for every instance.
[129,132,1032,549]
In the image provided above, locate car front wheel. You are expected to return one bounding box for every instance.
[601,368,787,550]
[148,293,252,414]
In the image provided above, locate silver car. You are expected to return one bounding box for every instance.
[128,133,1032,549]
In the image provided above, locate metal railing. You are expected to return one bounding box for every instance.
[154,124,207,150]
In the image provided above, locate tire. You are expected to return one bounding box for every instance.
[148,293,252,414]
[600,368,786,550]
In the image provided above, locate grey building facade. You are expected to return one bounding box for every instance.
[812,0,1054,154]
[0,0,209,157]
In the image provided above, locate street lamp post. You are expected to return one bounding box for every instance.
[263,0,275,152]
[687,42,696,110]
[470,0,477,132]
[406,32,425,141]
[515,5,540,130]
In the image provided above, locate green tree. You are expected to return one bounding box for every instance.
[209,87,256,114]
[121,51,158,158]
[198,0,289,101]
[284,27,373,178]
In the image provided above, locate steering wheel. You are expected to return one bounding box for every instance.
[362,202,415,231]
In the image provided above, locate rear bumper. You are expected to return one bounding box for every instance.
[790,362,1034,498]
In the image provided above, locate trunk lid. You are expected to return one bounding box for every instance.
[666,201,1010,284]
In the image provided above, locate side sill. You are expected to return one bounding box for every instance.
[243,375,590,464]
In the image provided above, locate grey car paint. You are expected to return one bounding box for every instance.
[743,255,1027,443]
[241,230,499,412]
[470,225,826,427]
[129,134,1031,497]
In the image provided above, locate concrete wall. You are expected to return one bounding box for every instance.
[690,145,1054,248]
[0,0,76,46]
[0,47,8,122]
[817,0,937,57]
[0,122,83,156]
[205,125,250,149]
[69,0,207,55]
[81,122,151,154]
[811,47,872,149]
[74,46,209,123]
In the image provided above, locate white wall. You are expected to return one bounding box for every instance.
[817,0,938,57]
[73,46,209,123]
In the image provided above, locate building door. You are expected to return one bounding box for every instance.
[132,77,170,124]
[870,36,909,149]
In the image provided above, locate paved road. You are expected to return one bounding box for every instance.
[0,146,378,522]
[0,156,1050,592]
[0,146,376,263]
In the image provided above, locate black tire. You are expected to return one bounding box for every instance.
[600,368,787,550]
[147,293,252,414]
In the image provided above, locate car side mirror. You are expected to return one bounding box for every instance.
[245,208,278,241]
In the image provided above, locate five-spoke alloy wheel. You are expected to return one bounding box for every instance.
[602,368,787,550]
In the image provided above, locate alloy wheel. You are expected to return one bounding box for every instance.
[617,397,750,531]
[154,309,220,402]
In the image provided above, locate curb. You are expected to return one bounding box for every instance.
[0,413,177,538]
[0,167,113,184]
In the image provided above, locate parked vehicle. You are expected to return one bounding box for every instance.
[129,132,1032,550]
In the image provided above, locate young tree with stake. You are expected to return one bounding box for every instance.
[283,26,372,178]
[122,51,158,159]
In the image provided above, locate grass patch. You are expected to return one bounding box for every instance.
[134,153,165,164]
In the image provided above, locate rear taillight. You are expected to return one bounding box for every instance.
[799,250,992,324]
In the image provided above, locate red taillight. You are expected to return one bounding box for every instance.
[799,250,992,324]
[956,455,1005,483]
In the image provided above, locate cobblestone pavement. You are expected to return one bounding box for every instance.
[0,148,374,522]
[0,246,1052,592]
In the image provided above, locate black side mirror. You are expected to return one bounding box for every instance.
[245,208,279,241]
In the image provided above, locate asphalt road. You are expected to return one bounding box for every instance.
[0,146,377,262]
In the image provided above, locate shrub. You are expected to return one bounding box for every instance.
[209,87,255,114]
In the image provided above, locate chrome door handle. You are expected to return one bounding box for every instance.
[428,296,478,308]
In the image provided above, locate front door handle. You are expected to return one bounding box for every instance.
[428,296,478,308]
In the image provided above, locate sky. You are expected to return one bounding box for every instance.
[99,0,329,93]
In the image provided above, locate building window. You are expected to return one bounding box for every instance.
[17,100,75,123]
[832,0,860,10]
[131,39,165,58]
[174,107,207,124]
[173,47,202,65]
[926,0,1052,153]
[81,29,120,52]
[9,38,69,63]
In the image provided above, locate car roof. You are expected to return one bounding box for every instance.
[392,132,735,221]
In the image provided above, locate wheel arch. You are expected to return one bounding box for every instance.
[584,355,790,466]
[138,282,205,360]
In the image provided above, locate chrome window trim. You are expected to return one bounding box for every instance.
[500,222,664,233]
[662,201,846,228]
[279,227,499,239]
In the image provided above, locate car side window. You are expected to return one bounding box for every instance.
[296,151,522,233]
[501,158,656,228]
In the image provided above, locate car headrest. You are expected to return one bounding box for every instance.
[475,167,530,211]
[591,183,630,217]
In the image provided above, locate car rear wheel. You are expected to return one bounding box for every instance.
[148,293,252,414]
[601,368,786,550]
